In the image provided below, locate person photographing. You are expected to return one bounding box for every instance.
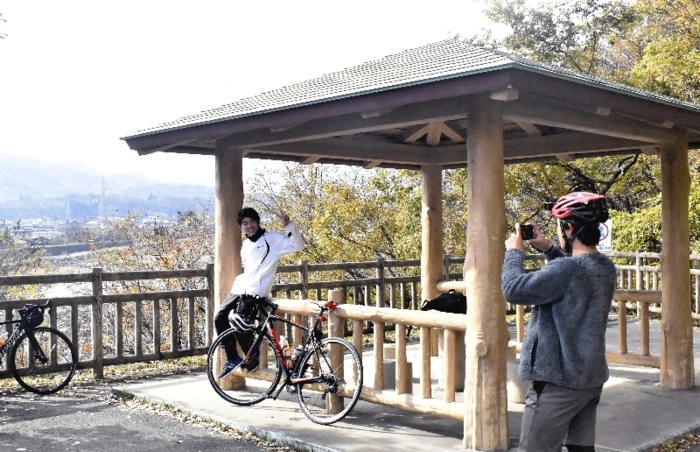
[215,207,305,378]
[502,192,616,452]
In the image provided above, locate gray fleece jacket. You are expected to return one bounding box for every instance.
[501,247,617,389]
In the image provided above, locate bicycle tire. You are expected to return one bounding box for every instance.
[10,327,77,395]
[206,328,282,406]
[296,337,363,425]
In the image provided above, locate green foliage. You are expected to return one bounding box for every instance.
[628,0,700,102]
[483,0,638,76]
[611,182,700,254]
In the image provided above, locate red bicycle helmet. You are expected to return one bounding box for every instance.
[551,192,609,223]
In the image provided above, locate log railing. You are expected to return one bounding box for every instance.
[273,296,468,420]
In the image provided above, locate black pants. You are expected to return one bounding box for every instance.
[214,293,255,361]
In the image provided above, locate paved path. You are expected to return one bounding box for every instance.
[0,385,282,452]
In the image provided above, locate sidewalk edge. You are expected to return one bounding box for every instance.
[111,388,342,452]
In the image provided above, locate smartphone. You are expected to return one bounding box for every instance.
[520,224,534,240]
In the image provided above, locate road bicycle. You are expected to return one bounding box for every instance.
[206,297,363,425]
[0,300,77,394]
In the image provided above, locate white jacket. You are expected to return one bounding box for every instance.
[230,223,305,297]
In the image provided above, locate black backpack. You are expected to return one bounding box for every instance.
[420,289,467,314]
[407,290,467,338]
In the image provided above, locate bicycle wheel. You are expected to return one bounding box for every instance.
[296,337,363,425]
[206,328,282,406]
[10,327,77,395]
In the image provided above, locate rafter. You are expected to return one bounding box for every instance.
[403,122,465,145]
[503,96,680,144]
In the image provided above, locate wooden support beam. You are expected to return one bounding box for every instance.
[641,146,660,156]
[404,122,465,145]
[440,123,466,143]
[404,123,432,143]
[301,155,321,165]
[421,164,443,303]
[463,94,509,451]
[259,139,432,165]
[214,145,244,390]
[360,107,397,119]
[137,140,195,156]
[432,132,648,165]
[555,153,575,162]
[490,88,519,102]
[426,123,442,146]
[249,132,647,168]
[503,97,680,144]
[516,121,541,135]
[660,129,694,389]
[270,122,305,133]
[363,160,382,169]
[218,96,472,150]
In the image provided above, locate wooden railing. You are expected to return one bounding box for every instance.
[0,266,215,379]
[273,296,468,419]
[1,251,694,380]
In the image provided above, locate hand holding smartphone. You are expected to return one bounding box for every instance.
[520,224,534,240]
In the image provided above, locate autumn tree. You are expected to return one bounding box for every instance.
[75,207,214,355]
[0,221,45,301]
[628,0,700,102]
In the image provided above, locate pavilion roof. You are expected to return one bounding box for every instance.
[123,38,700,140]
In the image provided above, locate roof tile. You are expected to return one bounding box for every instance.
[123,38,700,139]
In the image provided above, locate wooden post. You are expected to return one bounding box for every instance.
[618,299,628,354]
[328,289,345,413]
[463,94,509,450]
[91,267,104,379]
[420,326,431,398]
[421,164,443,357]
[374,321,385,389]
[215,145,244,389]
[396,323,410,394]
[205,263,215,345]
[376,257,385,308]
[660,130,695,389]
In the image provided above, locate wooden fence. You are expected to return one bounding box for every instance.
[1,251,697,381]
[0,266,215,379]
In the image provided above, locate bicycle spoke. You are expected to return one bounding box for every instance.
[296,337,363,425]
[206,328,282,406]
[10,327,77,394]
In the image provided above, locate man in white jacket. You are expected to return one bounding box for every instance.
[215,207,305,378]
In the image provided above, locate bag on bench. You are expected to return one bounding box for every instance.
[420,289,467,314]
[407,290,467,337]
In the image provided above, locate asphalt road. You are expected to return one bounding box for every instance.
[0,384,290,452]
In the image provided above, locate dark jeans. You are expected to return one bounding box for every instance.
[214,293,255,361]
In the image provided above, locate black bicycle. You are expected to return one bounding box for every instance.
[0,300,77,394]
[206,297,363,425]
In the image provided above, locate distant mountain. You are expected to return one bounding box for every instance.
[0,153,214,220]
[0,153,213,201]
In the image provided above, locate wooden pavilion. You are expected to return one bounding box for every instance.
[122,38,700,451]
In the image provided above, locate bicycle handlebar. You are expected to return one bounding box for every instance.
[21,299,51,312]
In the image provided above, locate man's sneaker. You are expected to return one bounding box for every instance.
[218,356,243,378]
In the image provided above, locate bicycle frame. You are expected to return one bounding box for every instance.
[0,300,51,364]
[0,318,26,361]
[249,300,335,400]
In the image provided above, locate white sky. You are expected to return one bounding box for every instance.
[0,1,498,187]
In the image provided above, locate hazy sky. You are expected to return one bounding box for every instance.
[0,1,497,187]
